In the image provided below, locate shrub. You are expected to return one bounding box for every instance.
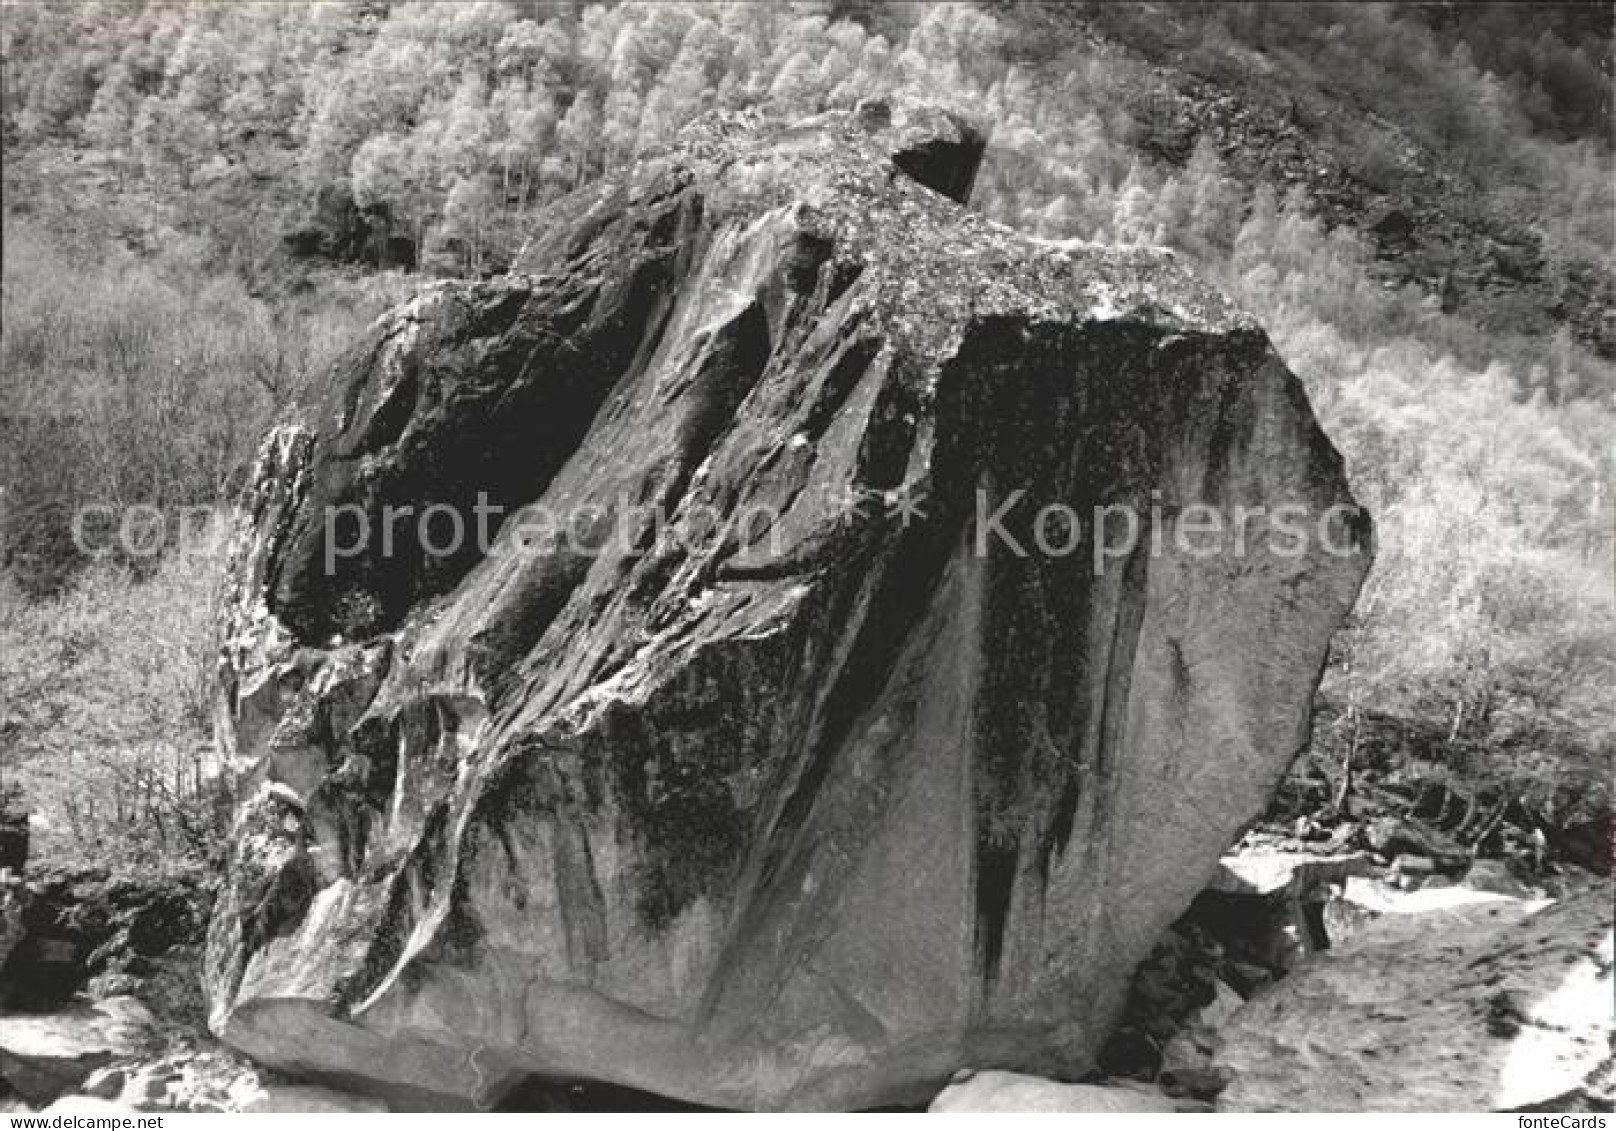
[1,216,395,593]
[0,529,233,874]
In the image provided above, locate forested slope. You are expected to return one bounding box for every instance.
[1,1,1610,874]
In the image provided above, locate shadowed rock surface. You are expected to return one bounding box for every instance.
[0,997,157,1106]
[204,103,1371,1111]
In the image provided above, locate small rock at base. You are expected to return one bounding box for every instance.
[242,1084,389,1113]
[42,1095,132,1114]
[929,1070,1180,1112]
[1464,858,1534,898]
[0,996,157,1105]
[1199,979,1247,1030]
[120,1068,175,1108]
[81,1067,126,1100]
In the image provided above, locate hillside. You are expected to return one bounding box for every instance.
[4,4,1611,348]
[0,1,1613,1116]
[1,0,1611,880]
[996,2,1614,358]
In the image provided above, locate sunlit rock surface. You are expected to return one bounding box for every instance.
[1213,886,1614,1112]
[928,1070,1182,1112]
[204,103,1370,1111]
[0,997,157,1106]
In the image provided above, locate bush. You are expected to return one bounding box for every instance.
[0,532,234,874]
[1,216,395,594]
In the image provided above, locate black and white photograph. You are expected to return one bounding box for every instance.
[0,0,1611,1116]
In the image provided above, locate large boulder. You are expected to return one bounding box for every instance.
[1213,886,1614,1111]
[204,103,1370,1110]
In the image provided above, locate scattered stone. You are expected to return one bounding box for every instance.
[1390,853,1437,875]
[40,1095,132,1114]
[85,972,143,1000]
[1464,859,1535,898]
[1158,1025,1227,1098]
[241,1085,389,1113]
[1199,850,1377,970]
[928,1071,1181,1113]
[0,875,22,974]
[280,185,416,271]
[1208,851,1372,898]
[1366,206,1415,248]
[0,996,157,1105]
[1224,960,1274,997]
[120,1067,176,1109]
[1198,979,1245,1031]
[1337,874,1537,916]
[0,810,27,873]
[1363,816,1466,867]
[1098,919,1245,1080]
[1,868,208,1011]
[80,1066,125,1100]
[1323,874,1542,949]
[1551,811,1612,877]
[1156,981,1245,1101]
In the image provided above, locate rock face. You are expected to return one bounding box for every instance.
[0,997,157,1105]
[1213,887,1614,1112]
[204,103,1370,1111]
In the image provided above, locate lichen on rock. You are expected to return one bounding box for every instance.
[204,102,1370,1111]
